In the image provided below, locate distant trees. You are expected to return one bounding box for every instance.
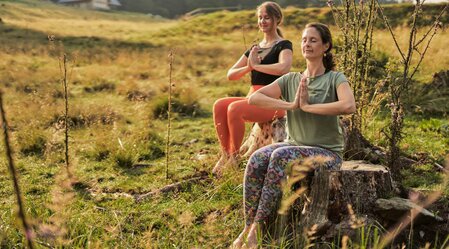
[118,0,325,18]
[119,0,403,18]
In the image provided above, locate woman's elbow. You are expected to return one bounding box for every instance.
[343,101,356,114]
[227,71,236,81]
[279,64,291,75]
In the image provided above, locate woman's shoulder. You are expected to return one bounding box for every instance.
[327,70,346,79]
[327,71,348,86]
[281,71,302,80]
[275,39,293,49]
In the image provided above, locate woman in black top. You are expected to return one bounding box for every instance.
[212,1,293,176]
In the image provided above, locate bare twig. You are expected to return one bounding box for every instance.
[409,5,447,79]
[135,174,208,202]
[376,1,406,62]
[414,3,447,47]
[0,92,34,249]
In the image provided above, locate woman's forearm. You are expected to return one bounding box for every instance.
[301,100,356,115]
[227,66,252,80]
[251,62,290,76]
[248,92,296,110]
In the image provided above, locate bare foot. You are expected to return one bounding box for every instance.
[227,154,240,168]
[230,227,250,249]
[243,224,259,249]
[212,154,229,176]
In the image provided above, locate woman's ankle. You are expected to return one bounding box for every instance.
[245,223,261,248]
[212,152,230,176]
[231,226,251,249]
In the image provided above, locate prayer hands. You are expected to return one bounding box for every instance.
[248,45,261,69]
[292,75,308,110]
[299,75,309,110]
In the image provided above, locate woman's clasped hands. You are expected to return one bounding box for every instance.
[247,45,262,69]
[290,75,309,110]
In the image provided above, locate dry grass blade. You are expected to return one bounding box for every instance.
[278,187,307,215]
[165,50,174,180]
[278,156,331,215]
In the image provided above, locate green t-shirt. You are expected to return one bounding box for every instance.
[276,71,348,157]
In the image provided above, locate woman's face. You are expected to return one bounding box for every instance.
[257,7,277,34]
[301,27,329,60]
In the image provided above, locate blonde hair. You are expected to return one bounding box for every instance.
[257,1,284,37]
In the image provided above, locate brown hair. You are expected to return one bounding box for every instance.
[257,1,284,37]
[305,23,335,71]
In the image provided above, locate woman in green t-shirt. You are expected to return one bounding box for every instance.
[231,23,356,248]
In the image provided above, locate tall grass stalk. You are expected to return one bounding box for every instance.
[59,53,72,179]
[242,26,248,50]
[165,50,174,180]
[0,92,34,249]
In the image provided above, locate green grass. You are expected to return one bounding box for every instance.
[0,0,448,248]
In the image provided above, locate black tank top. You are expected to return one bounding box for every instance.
[244,40,293,85]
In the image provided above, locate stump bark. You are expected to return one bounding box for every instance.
[266,160,394,244]
[299,161,393,234]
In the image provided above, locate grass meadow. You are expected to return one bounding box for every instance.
[0,0,448,248]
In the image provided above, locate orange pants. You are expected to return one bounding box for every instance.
[213,85,286,155]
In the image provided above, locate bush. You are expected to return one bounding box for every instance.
[83,82,116,93]
[138,143,165,161]
[113,150,136,168]
[17,130,47,157]
[405,70,449,115]
[152,97,207,119]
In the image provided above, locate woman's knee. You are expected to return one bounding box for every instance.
[270,147,292,161]
[213,98,230,114]
[227,101,248,120]
[248,150,266,166]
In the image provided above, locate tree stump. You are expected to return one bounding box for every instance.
[299,161,393,234]
[265,160,394,244]
[239,117,287,157]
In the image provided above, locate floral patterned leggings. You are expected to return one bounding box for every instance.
[243,142,342,226]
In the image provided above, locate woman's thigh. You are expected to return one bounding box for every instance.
[271,145,342,171]
[228,100,284,123]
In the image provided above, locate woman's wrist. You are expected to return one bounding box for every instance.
[287,101,297,110]
[300,103,311,112]
[251,63,260,71]
[246,65,253,72]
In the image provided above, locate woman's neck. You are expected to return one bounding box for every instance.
[262,31,281,46]
[305,61,326,77]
